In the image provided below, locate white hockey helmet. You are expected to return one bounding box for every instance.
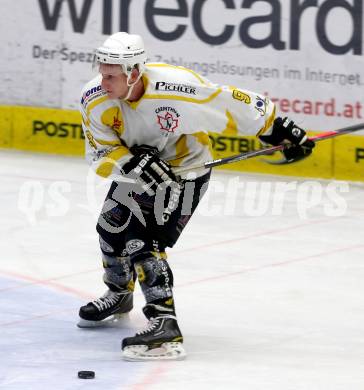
[93,32,147,76]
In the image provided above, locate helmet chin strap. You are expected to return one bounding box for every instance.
[123,72,142,101]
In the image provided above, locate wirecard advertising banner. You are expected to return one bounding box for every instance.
[0,0,364,131]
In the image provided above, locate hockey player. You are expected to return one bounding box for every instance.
[78,32,315,361]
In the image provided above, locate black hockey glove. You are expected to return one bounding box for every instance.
[121,145,180,195]
[259,117,315,162]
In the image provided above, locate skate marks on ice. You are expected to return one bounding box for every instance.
[1,151,364,389]
[0,274,143,390]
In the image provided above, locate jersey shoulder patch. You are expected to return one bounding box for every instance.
[80,76,107,108]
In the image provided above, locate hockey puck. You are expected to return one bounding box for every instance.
[78,371,95,379]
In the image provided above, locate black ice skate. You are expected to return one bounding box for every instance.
[121,305,185,361]
[77,290,133,328]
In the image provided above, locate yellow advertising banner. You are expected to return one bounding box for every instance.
[209,132,333,180]
[0,106,84,156]
[0,105,363,182]
[0,106,13,148]
[333,135,364,182]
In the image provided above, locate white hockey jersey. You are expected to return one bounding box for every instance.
[79,63,276,179]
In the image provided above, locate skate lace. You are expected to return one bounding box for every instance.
[136,315,176,336]
[92,291,121,311]
[136,317,161,336]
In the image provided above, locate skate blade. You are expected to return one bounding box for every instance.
[77,313,130,328]
[122,342,186,361]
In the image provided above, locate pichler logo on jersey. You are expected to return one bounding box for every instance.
[155,81,196,95]
[155,107,180,133]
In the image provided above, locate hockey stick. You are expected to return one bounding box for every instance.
[173,122,364,175]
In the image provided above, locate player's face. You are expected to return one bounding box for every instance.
[99,64,129,99]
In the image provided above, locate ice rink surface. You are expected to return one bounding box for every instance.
[0,150,363,390]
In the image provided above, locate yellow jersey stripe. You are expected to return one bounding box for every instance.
[168,135,189,167]
[191,131,210,146]
[95,139,122,146]
[95,146,130,178]
[146,63,207,85]
[86,95,109,116]
[222,110,238,136]
[142,88,222,105]
[256,107,276,137]
[128,74,150,110]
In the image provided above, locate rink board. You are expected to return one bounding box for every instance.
[0,106,83,156]
[0,105,363,182]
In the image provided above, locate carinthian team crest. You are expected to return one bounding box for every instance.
[155,106,180,133]
[157,112,178,132]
